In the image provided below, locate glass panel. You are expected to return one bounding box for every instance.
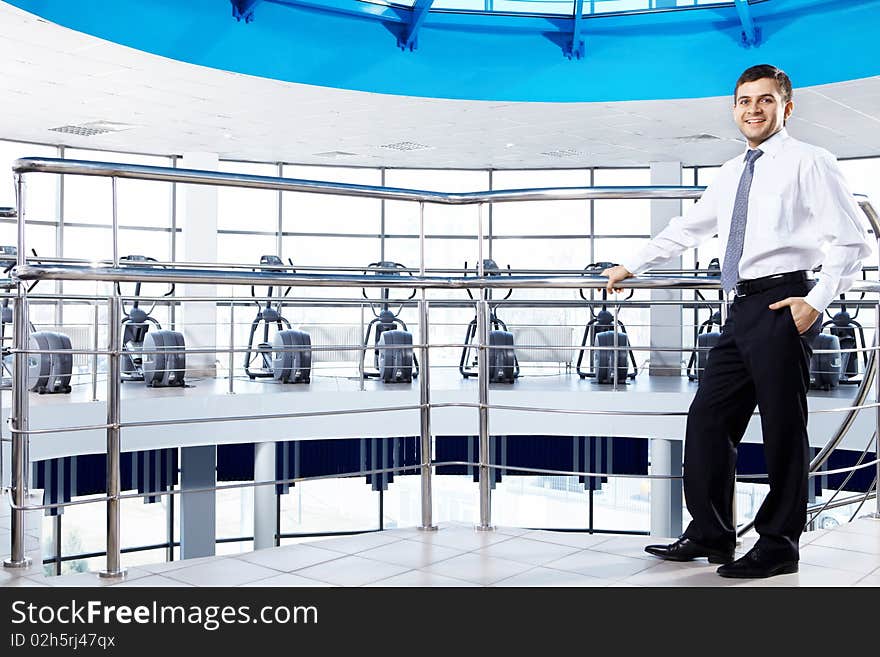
[384,169,489,237]
[282,165,381,237]
[593,168,651,235]
[492,169,590,237]
[217,161,278,232]
[64,149,172,228]
[0,140,58,221]
[279,478,379,536]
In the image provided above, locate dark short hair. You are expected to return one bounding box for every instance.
[734,64,793,104]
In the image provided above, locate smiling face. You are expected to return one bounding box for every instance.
[733,77,793,148]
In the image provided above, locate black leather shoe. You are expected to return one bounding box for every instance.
[716,548,798,579]
[644,537,734,564]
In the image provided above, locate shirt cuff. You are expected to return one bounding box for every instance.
[804,279,836,315]
[619,258,648,276]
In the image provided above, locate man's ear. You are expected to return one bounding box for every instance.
[784,100,794,123]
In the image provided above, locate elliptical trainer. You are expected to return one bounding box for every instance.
[118,255,186,387]
[818,288,868,386]
[576,262,637,384]
[243,255,311,384]
[1,245,73,394]
[459,259,518,384]
[686,258,723,382]
[361,261,419,383]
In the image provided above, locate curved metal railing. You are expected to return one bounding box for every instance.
[4,157,878,576]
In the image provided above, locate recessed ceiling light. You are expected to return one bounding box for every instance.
[314,151,358,158]
[379,141,433,152]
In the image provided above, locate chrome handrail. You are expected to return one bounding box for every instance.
[5,157,879,574]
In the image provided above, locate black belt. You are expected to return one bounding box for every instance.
[733,270,809,297]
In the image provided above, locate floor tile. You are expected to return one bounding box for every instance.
[735,563,864,587]
[799,529,829,546]
[812,529,880,555]
[622,561,740,588]
[494,526,532,537]
[833,518,880,538]
[590,535,668,561]
[310,532,403,555]
[475,536,579,566]
[402,526,514,552]
[367,570,479,587]
[519,530,615,550]
[422,552,534,586]
[164,559,281,587]
[2,576,50,587]
[244,573,334,587]
[358,540,463,569]
[545,549,657,580]
[111,575,193,587]
[294,555,410,586]
[854,571,880,587]
[237,544,343,572]
[493,567,612,587]
[34,567,152,587]
[140,555,229,574]
[799,544,880,576]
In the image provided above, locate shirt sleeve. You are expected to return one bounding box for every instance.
[801,152,873,314]
[619,180,719,275]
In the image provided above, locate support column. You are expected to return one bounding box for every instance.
[178,153,218,378]
[180,445,216,559]
[253,441,276,550]
[650,438,683,538]
[648,162,683,376]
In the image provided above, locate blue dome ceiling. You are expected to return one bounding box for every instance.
[7,0,880,101]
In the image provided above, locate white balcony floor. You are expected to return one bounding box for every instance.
[3,490,878,587]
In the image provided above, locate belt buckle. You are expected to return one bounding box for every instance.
[733,281,747,297]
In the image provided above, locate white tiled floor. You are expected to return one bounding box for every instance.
[2,513,879,587]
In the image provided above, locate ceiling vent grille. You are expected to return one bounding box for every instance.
[379,141,433,152]
[48,121,134,137]
[540,148,584,158]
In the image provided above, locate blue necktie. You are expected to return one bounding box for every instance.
[720,148,764,293]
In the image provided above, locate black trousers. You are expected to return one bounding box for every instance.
[681,279,820,559]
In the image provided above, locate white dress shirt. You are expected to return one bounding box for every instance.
[620,128,873,313]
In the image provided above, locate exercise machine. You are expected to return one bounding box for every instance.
[118,255,186,387]
[820,288,868,385]
[459,259,518,384]
[243,255,311,384]
[576,262,637,384]
[1,245,73,394]
[361,261,418,383]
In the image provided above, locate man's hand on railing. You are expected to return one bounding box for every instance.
[601,265,634,294]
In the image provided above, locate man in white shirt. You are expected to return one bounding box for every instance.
[603,64,872,578]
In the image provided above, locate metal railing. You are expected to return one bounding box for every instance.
[4,157,879,576]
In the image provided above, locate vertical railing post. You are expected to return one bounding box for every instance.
[228,290,235,395]
[91,300,99,402]
[417,201,436,531]
[100,222,125,577]
[100,293,124,578]
[875,303,880,518]
[5,173,31,569]
[476,202,493,531]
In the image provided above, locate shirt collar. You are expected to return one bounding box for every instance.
[744,127,788,160]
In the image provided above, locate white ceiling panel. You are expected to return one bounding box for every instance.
[2,1,880,169]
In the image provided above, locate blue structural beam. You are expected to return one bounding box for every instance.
[566,0,586,60]
[231,0,263,23]
[734,0,760,47]
[399,0,435,52]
